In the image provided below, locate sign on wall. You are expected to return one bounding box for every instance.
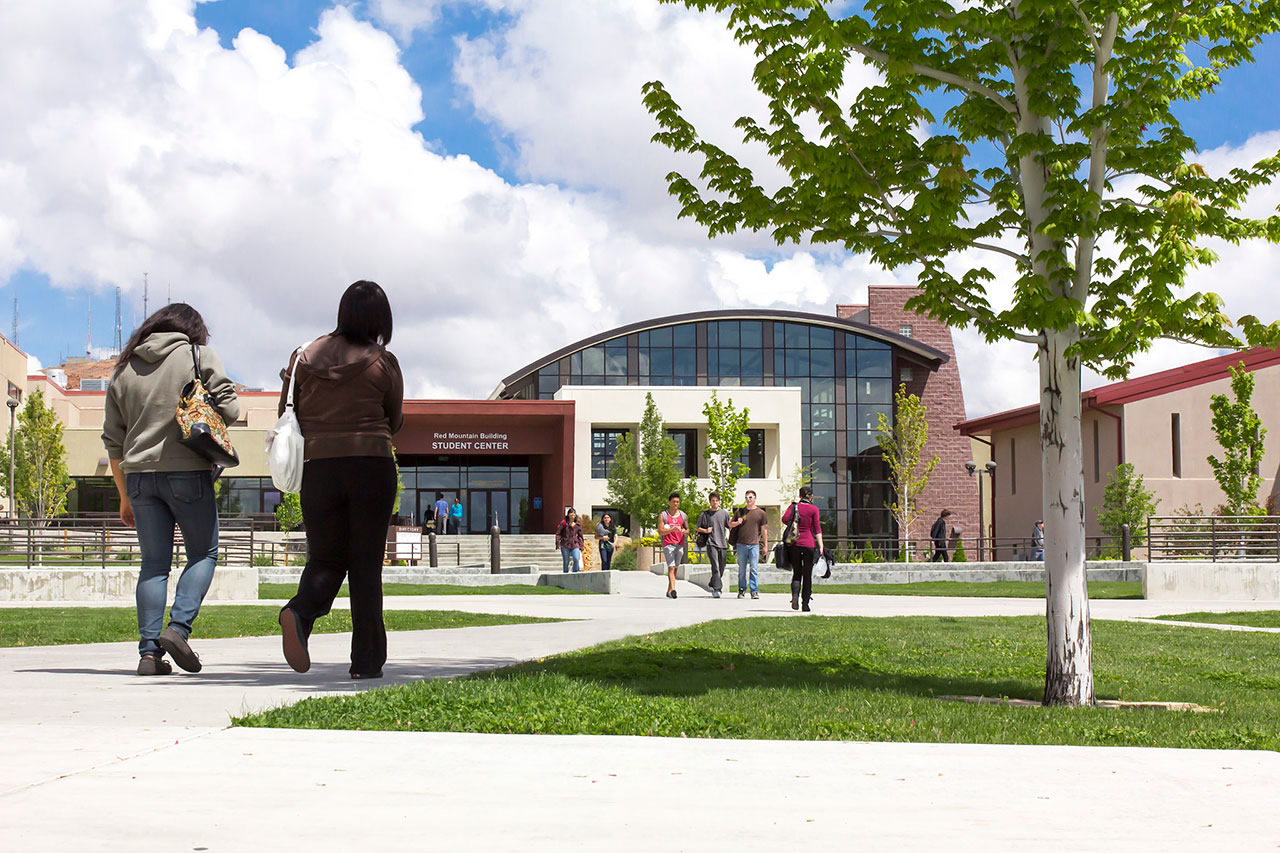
[430,431,511,452]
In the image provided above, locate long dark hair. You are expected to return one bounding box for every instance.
[334,280,393,346]
[115,303,209,371]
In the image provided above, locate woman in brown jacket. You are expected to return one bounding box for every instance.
[277,281,404,679]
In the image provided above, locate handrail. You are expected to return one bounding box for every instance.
[1146,514,1280,562]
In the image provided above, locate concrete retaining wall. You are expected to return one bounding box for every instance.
[1144,561,1280,600]
[537,570,616,594]
[683,561,1142,589]
[0,567,259,602]
[258,565,539,585]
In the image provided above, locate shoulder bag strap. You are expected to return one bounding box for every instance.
[190,344,202,381]
[284,338,316,411]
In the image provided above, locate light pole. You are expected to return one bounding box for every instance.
[6,396,17,519]
[965,460,997,561]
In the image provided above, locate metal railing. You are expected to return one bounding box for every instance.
[668,533,1125,566]
[0,516,258,569]
[1147,515,1280,562]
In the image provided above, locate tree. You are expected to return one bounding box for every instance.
[876,385,939,562]
[778,462,816,500]
[1096,463,1160,547]
[274,492,303,532]
[643,1,1280,705]
[2,390,73,520]
[702,391,751,500]
[1208,363,1268,515]
[606,392,681,533]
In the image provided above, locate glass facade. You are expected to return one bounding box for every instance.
[506,317,904,542]
[396,456,530,534]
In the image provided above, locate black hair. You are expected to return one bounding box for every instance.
[799,486,813,499]
[116,303,209,372]
[708,491,721,501]
[668,492,680,501]
[334,280,393,346]
[564,507,577,523]
[436,492,444,500]
[941,509,952,517]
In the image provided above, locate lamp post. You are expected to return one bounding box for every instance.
[965,460,997,561]
[6,396,17,519]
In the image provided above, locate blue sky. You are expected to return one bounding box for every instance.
[2,1,1279,413]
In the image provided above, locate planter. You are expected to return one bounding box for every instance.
[636,545,654,573]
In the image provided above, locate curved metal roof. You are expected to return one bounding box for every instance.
[492,308,948,398]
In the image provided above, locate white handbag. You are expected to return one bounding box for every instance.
[266,340,313,494]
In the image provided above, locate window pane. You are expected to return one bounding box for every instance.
[811,378,836,404]
[810,326,834,349]
[856,404,893,432]
[811,429,835,456]
[740,321,762,348]
[605,347,627,376]
[848,430,880,455]
[718,349,739,376]
[812,404,836,429]
[809,348,834,376]
[854,377,893,404]
[673,324,696,348]
[857,348,892,377]
[650,348,673,375]
[844,350,857,378]
[637,350,651,376]
[783,349,810,376]
[741,349,762,376]
[718,321,739,347]
[591,429,629,478]
[707,322,718,348]
[570,352,582,375]
[539,373,560,394]
[638,331,650,346]
[851,482,891,510]
[673,348,696,376]
[706,349,718,377]
[738,428,765,478]
[649,326,672,346]
[583,346,604,375]
[784,323,809,348]
[810,454,837,481]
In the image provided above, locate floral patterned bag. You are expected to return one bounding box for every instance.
[175,345,239,468]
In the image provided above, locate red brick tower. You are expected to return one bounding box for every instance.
[839,287,980,552]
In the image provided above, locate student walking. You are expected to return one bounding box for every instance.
[1031,519,1045,561]
[277,281,404,680]
[556,508,585,572]
[102,304,240,676]
[781,486,824,612]
[595,512,617,572]
[931,509,952,562]
[728,490,768,599]
[658,492,688,599]
[433,492,449,534]
[449,496,464,534]
[696,492,731,598]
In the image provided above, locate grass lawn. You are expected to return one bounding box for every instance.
[237,615,1280,750]
[756,580,1142,599]
[1153,611,1280,628]
[258,583,590,599]
[0,607,559,648]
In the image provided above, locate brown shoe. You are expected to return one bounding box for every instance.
[279,607,311,673]
[137,655,173,676]
[158,626,201,673]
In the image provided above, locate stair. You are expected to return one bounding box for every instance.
[429,534,560,573]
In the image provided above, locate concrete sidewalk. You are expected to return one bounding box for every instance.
[3,569,1279,850]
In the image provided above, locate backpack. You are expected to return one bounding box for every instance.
[695,510,711,549]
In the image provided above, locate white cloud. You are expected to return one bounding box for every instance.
[368,0,450,43]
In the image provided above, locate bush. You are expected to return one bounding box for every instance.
[952,545,968,563]
[611,549,637,571]
[859,543,878,563]
[289,553,307,567]
[251,553,274,567]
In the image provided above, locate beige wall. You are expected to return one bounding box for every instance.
[556,385,803,521]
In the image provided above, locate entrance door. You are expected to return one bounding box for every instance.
[419,490,459,532]
[468,490,510,533]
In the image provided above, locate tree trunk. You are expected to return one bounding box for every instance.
[1039,329,1094,705]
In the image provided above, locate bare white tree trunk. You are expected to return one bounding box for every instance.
[1039,329,1094,705]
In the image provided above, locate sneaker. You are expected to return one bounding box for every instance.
[279,606,311,673]
[671,589,678,599]
[137,654,172,676]
[711,590,721,599]
[737,590,745,599]
[750,591,759,599]
[158,626,201,673]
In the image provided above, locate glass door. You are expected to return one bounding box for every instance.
[468,490,511,533]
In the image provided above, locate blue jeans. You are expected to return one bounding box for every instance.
[599,543,613,572]
[561,547,581,573]
[735,544,759,593]
[128,470,219,657]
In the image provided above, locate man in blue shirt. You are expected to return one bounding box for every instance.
[433,492,449,534]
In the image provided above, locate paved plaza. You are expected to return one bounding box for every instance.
[2,571,1279,850]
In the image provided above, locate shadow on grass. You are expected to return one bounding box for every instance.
[478,644,1042,704]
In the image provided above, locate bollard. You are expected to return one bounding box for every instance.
[490,512,502,575]
[1121,523,1131,562]
[428,531,438,568]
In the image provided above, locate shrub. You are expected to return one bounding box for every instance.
[289,553,307,567]
[251,553,274,567]
[859,543,878,563]
[952,545,968,563]
[611,549,637,572]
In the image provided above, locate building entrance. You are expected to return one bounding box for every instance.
[468,490,509,533]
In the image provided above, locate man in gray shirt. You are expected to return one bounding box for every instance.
[696,492,732,598]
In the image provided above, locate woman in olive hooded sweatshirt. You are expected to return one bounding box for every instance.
[103,304,239,676]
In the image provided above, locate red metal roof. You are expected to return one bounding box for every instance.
[956,345,1280,435]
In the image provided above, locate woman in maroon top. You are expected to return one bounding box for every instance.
[781,486,824,612]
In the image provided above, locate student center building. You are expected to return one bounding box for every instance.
[9,286,981,544]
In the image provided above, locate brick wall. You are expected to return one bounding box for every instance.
[866,286,980,549]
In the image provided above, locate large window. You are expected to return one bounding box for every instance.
[668,429,698,477]
[592,428,629,478]
[738,429,765,478]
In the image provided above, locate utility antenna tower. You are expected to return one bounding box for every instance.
[113,287,122,355]
[143,272,149,318]
[10,296,17,346]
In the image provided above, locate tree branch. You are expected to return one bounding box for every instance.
[848,43,1017,115]
[1067,0,1100,55]
[859,229,1030,265]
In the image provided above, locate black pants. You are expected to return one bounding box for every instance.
[790,545,816,603]
[706,544,726,592]
[932,544,949,562]
[288,456,397,675]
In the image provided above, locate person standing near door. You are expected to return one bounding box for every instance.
[433,492,449,534]
[449,496,464,534]
[276,280,403,680]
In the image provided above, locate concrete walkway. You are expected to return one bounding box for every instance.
[3,570,1279,850]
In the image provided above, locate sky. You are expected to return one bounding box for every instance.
[1,1,1278,415]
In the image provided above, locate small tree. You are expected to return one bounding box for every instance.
[1096,463,1160,548]
[2,390,73,520]
[702,391,751,500]
[676,476,708,536]
[275,492,303,532]
[606,392,681,533]
[778,462,816,502]
[876,385,939,563]
[1208,363,1268,516]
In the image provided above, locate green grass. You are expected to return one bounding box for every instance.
[1153,611,1280,628]
[756,581,1143,599]
[258,583,590,599]
[237,615,1280,750]
[0,606,559,648]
